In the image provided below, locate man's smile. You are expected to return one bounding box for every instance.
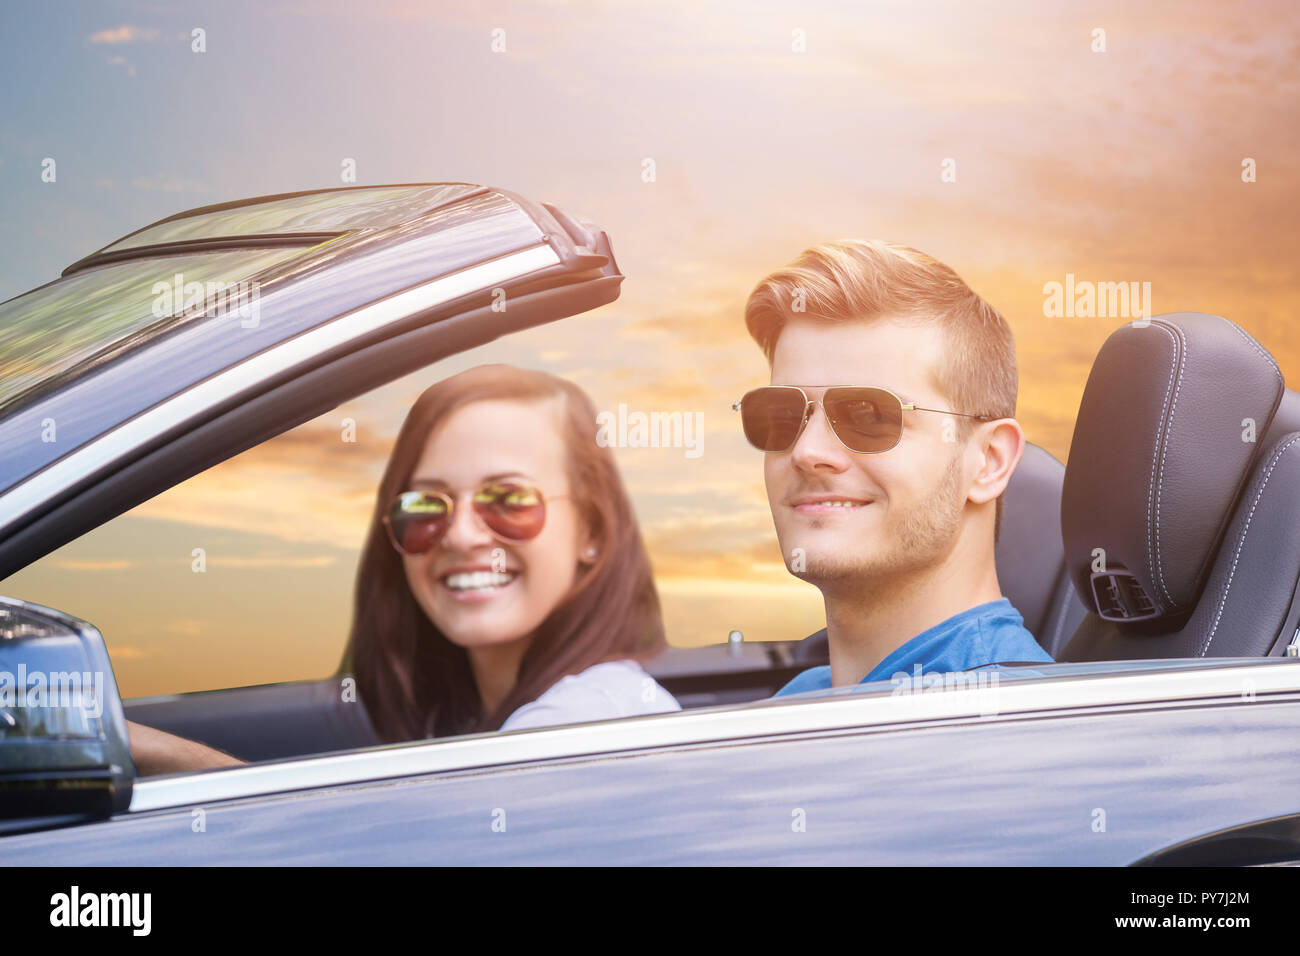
[790,493,874,514]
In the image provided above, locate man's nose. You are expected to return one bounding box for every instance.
[789,402,851,470]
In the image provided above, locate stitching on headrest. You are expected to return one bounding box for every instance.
[1154,321,1188,607]
[1217,316,1283,385]
[1145,321,1182,608]
[1201,433,1300,656]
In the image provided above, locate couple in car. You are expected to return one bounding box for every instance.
[128,238,1051,774]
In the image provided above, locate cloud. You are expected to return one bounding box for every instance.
[106,54,136,77]
[639,498,795,585]
[619,281,751,353]
[89,25,159,45]
[204,555,339,569]
[130,420,391,549]
[47,559,135,571]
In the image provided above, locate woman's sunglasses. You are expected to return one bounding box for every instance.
[383,481,568,556]
[732,385,993,454]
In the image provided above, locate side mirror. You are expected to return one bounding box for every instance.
[0,594,135,833]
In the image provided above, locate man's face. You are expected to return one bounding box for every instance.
[764,316,973,591]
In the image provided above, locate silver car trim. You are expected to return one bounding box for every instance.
[0,243,561,532]
[129,660,1300,813]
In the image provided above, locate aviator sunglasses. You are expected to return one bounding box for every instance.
[383,481,570,556]
[732,385,993,454]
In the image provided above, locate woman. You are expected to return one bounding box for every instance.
[346,362,679,741]
[128,364,679,773]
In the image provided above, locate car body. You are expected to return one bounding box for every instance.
[3,184,1300,865]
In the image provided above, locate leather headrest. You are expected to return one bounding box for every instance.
[1061,313,1284,630]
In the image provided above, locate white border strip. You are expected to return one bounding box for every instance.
[0,244,561,531]
[130,661,1300,812]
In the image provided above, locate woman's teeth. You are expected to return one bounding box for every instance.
[443,571,518,591]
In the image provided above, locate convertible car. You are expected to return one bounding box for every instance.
[2,183,1300,864]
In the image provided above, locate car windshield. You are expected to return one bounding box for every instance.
[99,183,475,252]
[0,184,488,420]
[0,248,308,414]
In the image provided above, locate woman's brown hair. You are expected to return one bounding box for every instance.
[342,364,665,742]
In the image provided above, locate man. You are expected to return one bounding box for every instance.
[736,239,1053,696]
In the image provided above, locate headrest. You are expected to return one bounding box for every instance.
[1061,313,1284,631]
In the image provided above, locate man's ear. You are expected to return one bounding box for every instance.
[968,418,1026,505]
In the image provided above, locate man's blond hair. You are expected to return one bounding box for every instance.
[743,238,1018,543]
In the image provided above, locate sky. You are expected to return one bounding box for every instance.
[2,0,1299,697]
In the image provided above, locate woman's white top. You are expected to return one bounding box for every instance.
[500,659,681,731]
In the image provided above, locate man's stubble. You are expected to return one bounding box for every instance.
[788,448,967,593]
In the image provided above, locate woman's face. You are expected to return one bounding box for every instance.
[398,398,591,651]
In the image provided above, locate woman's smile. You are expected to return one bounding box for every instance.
[439,568,521,602]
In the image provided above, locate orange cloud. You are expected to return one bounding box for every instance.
[88,25,158,44]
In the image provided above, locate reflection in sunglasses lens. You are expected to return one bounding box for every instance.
[742,388,805,451]
[389,485,547,553]
[826,387,902,452]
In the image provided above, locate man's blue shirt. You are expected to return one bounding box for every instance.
[773,597,1053,697]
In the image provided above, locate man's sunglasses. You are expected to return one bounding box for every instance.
[382,482,569,556]
[732,385,993,454]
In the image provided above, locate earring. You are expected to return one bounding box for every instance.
[585,547,597,560]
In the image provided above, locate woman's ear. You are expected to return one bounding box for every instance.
[578,522,600,565]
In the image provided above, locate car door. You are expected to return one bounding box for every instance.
[4,657,1300,864]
